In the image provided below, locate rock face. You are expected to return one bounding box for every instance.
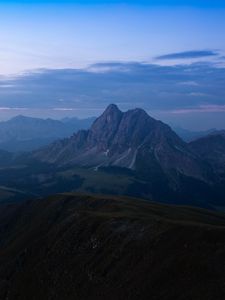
[35,104,211,183]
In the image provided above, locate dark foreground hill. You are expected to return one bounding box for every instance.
[1,193,225,300]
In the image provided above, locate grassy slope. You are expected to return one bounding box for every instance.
[0,159,224,207]
[59,167,134,195]
[0,193,225,300]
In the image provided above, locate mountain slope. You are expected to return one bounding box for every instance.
[173,127,215,142]
[35,104,211,184]
[0,193,225,300]
[190,131,225,178]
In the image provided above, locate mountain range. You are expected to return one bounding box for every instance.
[34,104,211,182]
[0,104,224,208]
[0,105,225,299]
[33,104,220,205]
[0,115,95,152]
[0,111,221,153]
[173,126,216,142]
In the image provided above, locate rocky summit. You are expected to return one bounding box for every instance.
[34,104,211,184]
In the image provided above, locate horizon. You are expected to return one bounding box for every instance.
[0,0,225,129]
[1,104,224,132]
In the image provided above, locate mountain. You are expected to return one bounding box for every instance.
[34,104,211,185]
[0,193,225,300]
[190,131,225,179]
[173,126,216,142]
[0,105,223,208]
[0,115,94,152]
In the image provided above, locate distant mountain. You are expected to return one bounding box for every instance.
[173,126,216,142]
[190,131,225,179]
[35,104,211,184]
[0,115,95,152]
[1,193,225,300]
[210,129,225,137]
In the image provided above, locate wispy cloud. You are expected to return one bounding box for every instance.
[87,63,132,74]
[0,107,29,111]
[53,107,103,111]
[0,84,15,88]
[156,50,219,60]
[169,105,225,114]
[188,92,209,97]
[178,81,199,86]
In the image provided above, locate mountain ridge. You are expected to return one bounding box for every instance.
[1,105,224,208]
[0,193,225,300]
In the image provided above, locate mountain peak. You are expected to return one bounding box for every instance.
[35,103,211,186]
[128,107,150,118]
[89,104,123,145]
[104,104,121,115]
[11,115,28,121]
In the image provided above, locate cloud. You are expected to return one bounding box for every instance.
[156,50,219,60]
[188,92,209,97]
[0,61,225,116]
[0,84,15,89]
[168,105,225,114]
[87,62,132,73]
[178,81,199,86]
[0,107,29,111]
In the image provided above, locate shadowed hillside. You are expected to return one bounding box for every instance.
[0,193,225,300]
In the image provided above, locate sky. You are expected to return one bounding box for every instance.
[0,0,225,129]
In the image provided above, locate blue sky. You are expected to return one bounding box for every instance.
[1,1,225,6]
[1,0,225,74]
[0,0,225,129]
